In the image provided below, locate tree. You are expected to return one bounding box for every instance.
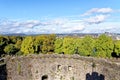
[42,34,56,53]
[33,35,46,53]
[0,36,9,56]
[94,34,114,58]
[20,36,35,55]
[61,37,76,54]
[78,35,95,56]
[15,39,22,50]
[4,44,18,55]
[9,36,23,44]
[114,40,120,56]
[54,38,63,54]
[0,36,8,47]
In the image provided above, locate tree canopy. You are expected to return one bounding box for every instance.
[0,34,119,58]
[94,34,114,58]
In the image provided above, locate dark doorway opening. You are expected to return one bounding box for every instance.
[41,75,48,80]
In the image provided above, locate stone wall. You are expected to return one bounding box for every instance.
[6,54,120,80]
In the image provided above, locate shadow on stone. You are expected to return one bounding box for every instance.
[86,72,104,80]
[0,64,7,80]
[111,44,120,59]
[41,75,48,80]
[111,51,120,59]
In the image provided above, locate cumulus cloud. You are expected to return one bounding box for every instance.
[82,8,113,16]
[39,19,85,33]
[0,18,85,34]
[0,20,41,28]
[0,20,43,34]
[82,8,113,25]
[84,15,109,24]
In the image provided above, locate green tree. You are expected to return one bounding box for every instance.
[8,36,18,43]
[94,34,114,58]
[0,36,9,56]
[0,36,8,47]
[15,39,23,50]
[9,36,23,44]
[62,37,76,54]
[54,38,63,54]
[4,44,18,55]
[42,34,56,53]
[20,36,35,55]
[74,38,82,54]
[55,37,82,54]
[114,40,120,56]
[78,35,95,56]
[33,35,45,53]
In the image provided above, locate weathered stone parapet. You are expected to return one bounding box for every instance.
[4,54,120,80]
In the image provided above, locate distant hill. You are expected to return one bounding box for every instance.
[0,33,26,36]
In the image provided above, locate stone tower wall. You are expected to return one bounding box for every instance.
[6,54,120,80]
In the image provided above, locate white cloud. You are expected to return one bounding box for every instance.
[82,21,120,33]
[0,20,42,34]
[84,15,109,24]
[81,8,114,25]
[0,7,119,34]
[20,20,41,28]
[82,8,113,16]
[61,22,85,33]
[0,18,85,34]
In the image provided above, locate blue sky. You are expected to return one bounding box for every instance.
[0,0,120,34]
